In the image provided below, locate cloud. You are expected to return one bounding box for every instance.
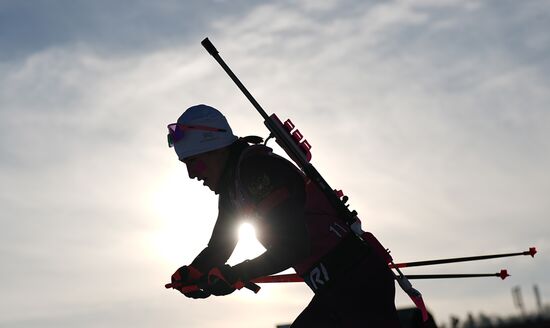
[1,0,550,327]
[0,0,289,62]
[207,0,550,321]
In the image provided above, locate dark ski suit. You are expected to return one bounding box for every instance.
[190,138,401,327]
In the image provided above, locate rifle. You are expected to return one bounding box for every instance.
[201,37,358,229]
[200,37,430,320]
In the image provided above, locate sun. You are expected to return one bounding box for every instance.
[227,222,267,265]
[147,165,267,266]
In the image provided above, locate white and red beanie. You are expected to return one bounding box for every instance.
[173,104,238,160]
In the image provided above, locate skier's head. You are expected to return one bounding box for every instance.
[168,104,237,159]
[167,104,237,193]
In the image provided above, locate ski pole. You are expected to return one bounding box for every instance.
[251,269,510,283]
[252,269,510,284]
[390,247,536,268]
[403,270,510,280]
[164,246,534,288]
[165,280,260,293]
[165,269,510,290]
[254,245,535,281]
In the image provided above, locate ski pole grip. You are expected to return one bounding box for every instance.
[244,281,261,293]
[201,37,219,56]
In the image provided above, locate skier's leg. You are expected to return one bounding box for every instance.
[332,255,402,327]
[290,295,339,328]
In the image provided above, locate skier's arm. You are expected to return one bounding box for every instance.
[233,155,310,281]
[190,202,239,273]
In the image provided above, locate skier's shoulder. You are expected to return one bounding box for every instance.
[240,144,298,179]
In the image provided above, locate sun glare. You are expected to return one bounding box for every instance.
[148,167,268,267]
[227,222,267,265]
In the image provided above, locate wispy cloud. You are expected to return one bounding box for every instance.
[1,0,549,327]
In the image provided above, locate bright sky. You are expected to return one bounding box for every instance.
[1,1,549,327]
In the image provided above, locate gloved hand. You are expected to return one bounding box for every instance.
[205,264,244,296]
[171,265,211,299]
